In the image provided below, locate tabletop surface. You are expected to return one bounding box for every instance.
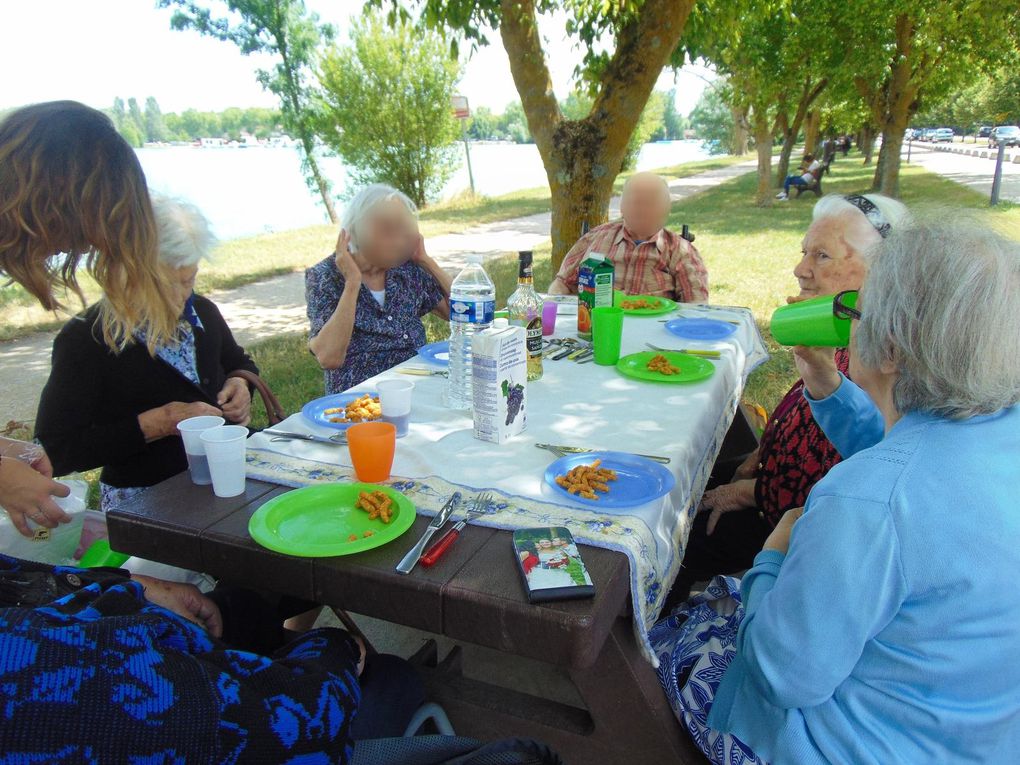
[108,472,632,668]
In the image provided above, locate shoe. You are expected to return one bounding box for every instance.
[776,192,788,200]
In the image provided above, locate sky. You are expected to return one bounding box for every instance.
[2,0,712,117]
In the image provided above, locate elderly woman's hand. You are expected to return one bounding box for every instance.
[334,229,363,287]
[793,346,842,399]
[699,478,757,535]
[762,507,804,555]
[218,377,252,425]
[138,401,223,442]
[132,574,223,637]
[0,454,72,537]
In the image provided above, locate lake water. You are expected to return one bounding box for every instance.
[137,140,711,240]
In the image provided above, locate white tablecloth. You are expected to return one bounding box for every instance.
[246,304,768,663]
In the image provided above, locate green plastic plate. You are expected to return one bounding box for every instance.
[248,483,416,557]
[614,291,678,316]
[615,350,715,384]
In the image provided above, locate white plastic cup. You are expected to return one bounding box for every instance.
[177,415,225,485]
[199,425,249,498]
[377,379,414,438]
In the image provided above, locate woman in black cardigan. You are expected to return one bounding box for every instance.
[36,198,258,510]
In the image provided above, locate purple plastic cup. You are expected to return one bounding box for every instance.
[541,301,558,336]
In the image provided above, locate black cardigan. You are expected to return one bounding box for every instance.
[35,295,258,489]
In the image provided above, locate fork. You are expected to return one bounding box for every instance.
[644,342,722,359]
[419,492,493,567]
[535,443,671,465]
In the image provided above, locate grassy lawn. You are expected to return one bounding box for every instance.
[244,155,1019,432]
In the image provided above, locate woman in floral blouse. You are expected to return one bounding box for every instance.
[36,197,257,512]
[306,184,451,394]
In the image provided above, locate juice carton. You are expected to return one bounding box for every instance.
[577,253,614,340]
[472,325,528,444]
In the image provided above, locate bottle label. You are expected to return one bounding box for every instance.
[525,317,542,356]
[450,298,495,325]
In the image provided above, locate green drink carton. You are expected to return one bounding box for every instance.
[577,253,614,340]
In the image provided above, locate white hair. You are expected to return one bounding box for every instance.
[342,184,417,252]
[812,193,910,260]
[855,220,1020,419]
[151,195,215,269]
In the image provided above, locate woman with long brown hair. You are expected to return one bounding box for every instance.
[0,100,180,536]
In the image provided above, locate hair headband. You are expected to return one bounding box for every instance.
[843,194,891,239]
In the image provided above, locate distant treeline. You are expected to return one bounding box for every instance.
[105,96,283,146]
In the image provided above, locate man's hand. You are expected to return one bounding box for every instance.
[218,377,252,425]
[699,478,757,535]
[133,574,223,638]
[793,346,842,400]
[0,456,71,538]
[762,507,804,555]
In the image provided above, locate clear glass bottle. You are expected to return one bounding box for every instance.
[507,250,544,381]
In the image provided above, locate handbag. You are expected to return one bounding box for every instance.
[226,369,287,426]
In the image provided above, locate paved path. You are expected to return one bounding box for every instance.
[1,160,757,425]
[903,142,1020,203]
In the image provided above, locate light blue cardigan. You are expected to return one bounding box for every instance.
[707,390,1020,764]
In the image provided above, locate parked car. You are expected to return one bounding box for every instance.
[977,126,993,138]
[905,128,921,141]
[921,128,937,142]
[933,128,955,143]
[989,125,1020,149]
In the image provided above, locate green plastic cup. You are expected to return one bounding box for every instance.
[592,306,624,365]
[770,292,857,347]
[79,539,130,569]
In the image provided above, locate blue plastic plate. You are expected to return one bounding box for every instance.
[543,452,676,509]
[418,340,450,367]
[301,391,378,431]
[664,317,737,341]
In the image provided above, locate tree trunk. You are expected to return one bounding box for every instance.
[774,78,828,188]
[860,124,876,165]
[752,106,773,207]
[804,110,820,155]
[870,15,917,197]
[730,104,749,155]
[873,112,910,196]
[498,0,695,271]
[300,133,339,223]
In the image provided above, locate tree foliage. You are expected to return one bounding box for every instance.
[316,13,462,207]
[689,84,735,154]
[160,0,340,221]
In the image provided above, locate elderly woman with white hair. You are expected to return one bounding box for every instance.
[306,183,451,394]
[669,193,908,604]
[653,220,1020,764]
[36,196,258,511]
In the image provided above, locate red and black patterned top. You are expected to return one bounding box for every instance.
[754,349,851,527]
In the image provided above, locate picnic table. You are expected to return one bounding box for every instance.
[108,302,767,765]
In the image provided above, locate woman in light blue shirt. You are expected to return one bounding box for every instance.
[652,221,1020,764]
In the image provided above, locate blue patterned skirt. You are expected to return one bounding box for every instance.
[650,575,767,765]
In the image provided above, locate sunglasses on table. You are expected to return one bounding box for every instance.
[833,290,862,321]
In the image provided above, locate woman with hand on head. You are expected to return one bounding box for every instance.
[669,194,908,605]
[653,219,1020,765]
[306,183,451,394]
[35,196,258,511]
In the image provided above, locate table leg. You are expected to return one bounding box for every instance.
[410,619,708,765]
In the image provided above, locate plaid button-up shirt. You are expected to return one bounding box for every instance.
[551,221,709,302]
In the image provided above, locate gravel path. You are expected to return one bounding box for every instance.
[1,160,757,425]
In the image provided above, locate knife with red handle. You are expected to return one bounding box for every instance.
[420,522,465,567]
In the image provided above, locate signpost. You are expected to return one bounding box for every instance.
[990,140,1006,206]
[451,95,476,195]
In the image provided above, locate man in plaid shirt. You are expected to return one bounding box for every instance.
[548,173,709,302]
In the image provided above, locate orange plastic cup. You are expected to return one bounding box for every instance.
[347,422,396,482]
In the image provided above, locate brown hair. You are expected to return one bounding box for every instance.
[0,100,178,351]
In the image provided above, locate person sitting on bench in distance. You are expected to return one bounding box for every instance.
[548,172,708,302]
[777,153,822,200]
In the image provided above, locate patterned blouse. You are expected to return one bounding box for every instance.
[754,348,851,526]
[552,221,709,302]
[100,304,204,512]
[306,255,445,394]
[0,554,361,763]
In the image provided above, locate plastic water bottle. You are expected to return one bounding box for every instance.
[447,254,495,409]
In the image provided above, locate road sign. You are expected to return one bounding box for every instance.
[451,95,470,120]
